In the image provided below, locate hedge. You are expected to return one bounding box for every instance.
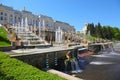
[0,27,11,46]
[0,52,66,80]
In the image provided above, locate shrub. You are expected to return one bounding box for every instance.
[0,27,11,46]
[0,52,66,80]
[0,51,9,60]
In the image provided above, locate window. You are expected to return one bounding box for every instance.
[1,12,3,15]
[14,17,17,23]
[18,17,21,22]
[10,14,13,17]
[5,13,7,16]
[0,17,3,20]
[46,24,48,27]
[10,18,13,24]
[4,17,7,20]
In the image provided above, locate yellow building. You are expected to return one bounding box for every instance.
[0,4,75,33]
[0,4,39,26]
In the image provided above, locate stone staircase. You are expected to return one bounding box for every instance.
[11,26,50,48]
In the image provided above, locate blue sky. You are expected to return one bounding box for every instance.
[0,0,120,31]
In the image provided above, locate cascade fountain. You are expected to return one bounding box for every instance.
[21,18,24,32]
[64,51,82,73]
[55,26,62,43]
[10,16,47,48]
[25,17,29,45]
[64,51,71,73]
[18,22,21,35]
[42,20,45,40]
[25,17,28,31]
[46,54,49,69]
[54,52,58,66]
[109,43,120,55]
[30,25,32,32]
[34,23,36,34]
[98,44,107,55]
[71,52,82,73]
[39,21,41,37]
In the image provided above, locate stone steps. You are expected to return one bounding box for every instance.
[11,26,49,47]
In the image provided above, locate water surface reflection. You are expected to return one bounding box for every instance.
[75,47,120,80]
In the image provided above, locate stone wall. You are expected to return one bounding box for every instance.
[0,46,15,51]
[11,48,78,70]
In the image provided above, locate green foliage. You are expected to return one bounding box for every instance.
[0,27,11,46]
[87,23,120,40]
[0,51,9,60]
[0,52,66,80]
[87,23,95,36]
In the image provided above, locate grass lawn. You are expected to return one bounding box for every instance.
[0,27,11,46]
[0,51,66,80]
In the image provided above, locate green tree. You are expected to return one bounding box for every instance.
[95,22,103,38]
[87,22,120,40]
[113,27,120,40]
[87,23,95,36]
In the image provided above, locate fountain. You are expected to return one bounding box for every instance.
[64,51,82,73]
[10,16,48,48]
[55,27,63,43]
[71,52,82,73]
[64,59,69,73]
[64,51,71,73]
[25,17,28,31]
[18,22,21,34]
[34,23,36,34]
[54,52,58,66]
[42,20,45,40]
[21,18,24,32]
[38,21,41,37]
[25,17,29,46]
[45,54,49,69]
[102,44,106,51]
[98,44,107,55]
[109,43,119,55]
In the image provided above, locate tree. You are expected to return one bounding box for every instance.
[87,22,120,40]
[87,23,95,36]
[113,27,120,40]
[95,22,103,38]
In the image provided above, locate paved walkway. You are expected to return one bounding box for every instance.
[9,45,82,57]
[47,69,83,80]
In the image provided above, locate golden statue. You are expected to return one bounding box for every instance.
[67,39,71,47]
[20,34,24,42]
[50,34,52,44]
[11,30,16,42]
[7,23,10,29]
[46,54,49,58]
[65,51,71,62]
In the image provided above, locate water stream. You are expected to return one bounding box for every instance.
[75,42,120,80]
[45,54,49,69]
[64,51,88,73]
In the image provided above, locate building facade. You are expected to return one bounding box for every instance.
[0,4,39,26]
[39,14,75,33]
[80,23,88,35]
[54,20,75,33]
[39,14,55,31]
[0,4,75,33]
